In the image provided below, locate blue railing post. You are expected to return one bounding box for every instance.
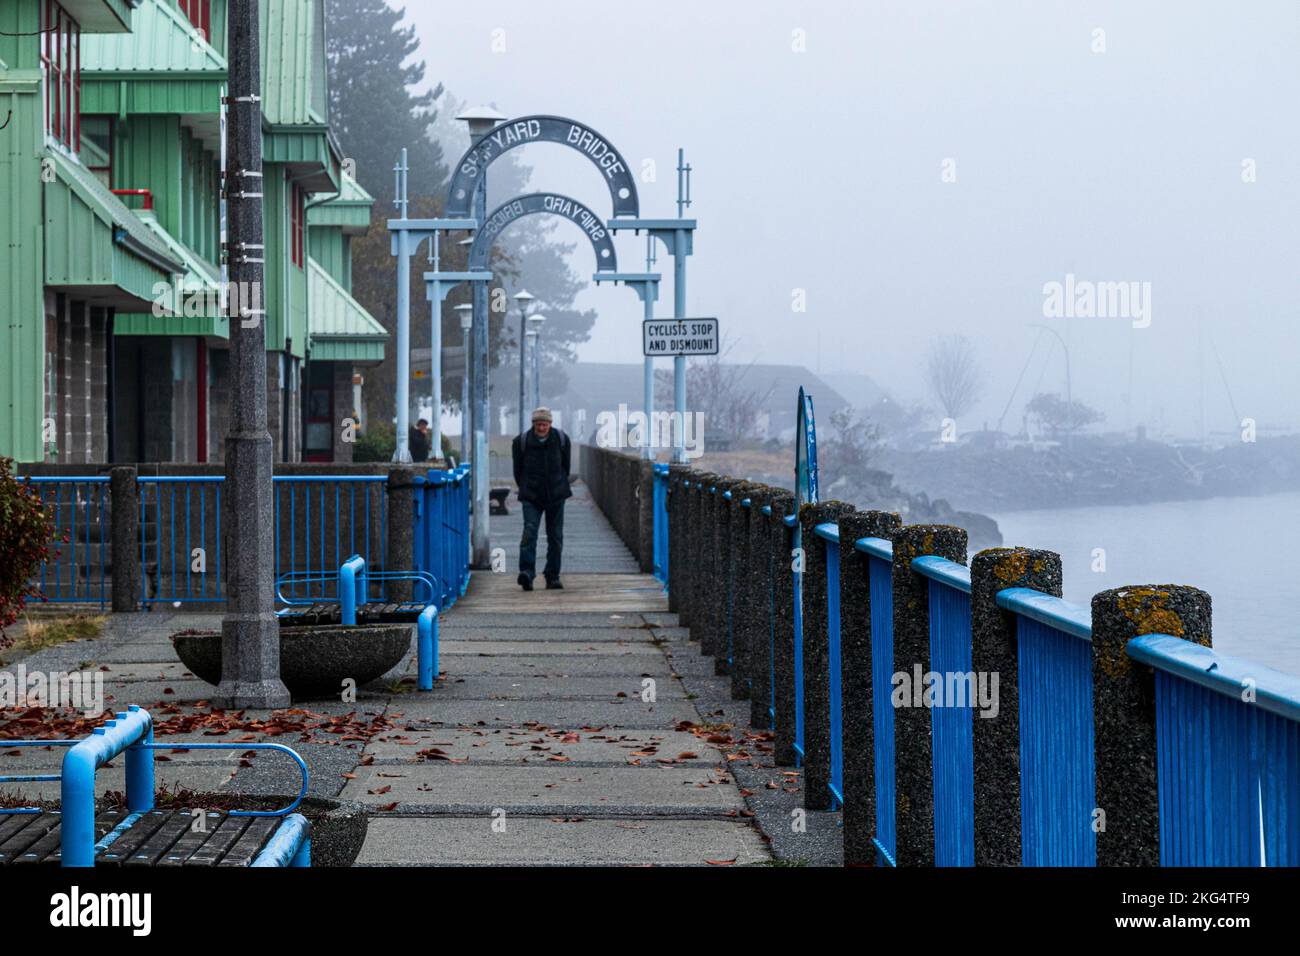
[1091,584,1212,866]
[891,523,967,867]
[61,705,153,868]
[417,604,439,690]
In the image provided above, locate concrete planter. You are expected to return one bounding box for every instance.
[173,623,411,700]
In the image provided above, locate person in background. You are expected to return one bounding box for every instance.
[410,419,430,463]
[512,407,572,590]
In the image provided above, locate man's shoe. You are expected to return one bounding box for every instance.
[518,573,533,592]
[545,579,564,590]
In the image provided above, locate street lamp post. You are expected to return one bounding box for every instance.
[513,290,535,434]
[458,106,506,569]
[527,314,546,412]
[216,0,289,708]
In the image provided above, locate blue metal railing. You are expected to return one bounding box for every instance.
[1128,634,1300,866]
[857,536,896,866]
[814,522,843,807]
[274,476,388,604]
[652,464,669,584]
[138,476,224,606]
[18,476,110,606]
[913,556,975,867]
[415,464,471,609]
[997,587,1096,866]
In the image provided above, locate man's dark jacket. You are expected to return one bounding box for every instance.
[512,428,573,506]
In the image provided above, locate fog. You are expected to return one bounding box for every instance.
[400,0,1299,439]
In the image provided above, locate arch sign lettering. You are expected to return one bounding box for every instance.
[446,116,640,219]
[468,192,618,273]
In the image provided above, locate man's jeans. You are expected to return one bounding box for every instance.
[520,500,565,582]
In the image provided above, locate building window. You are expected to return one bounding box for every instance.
[82,116,112,187]
[178,0,212,43]
[40,1,81,153]
[289,180,306,269]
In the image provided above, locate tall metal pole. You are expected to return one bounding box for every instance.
[460,311,472,461]
[672,148,692,464]
[392,149,413,462]
[216,0,288,708]
[470,173,490,567]
[530,330,541,411]
[519,306,527,433]
[428,233,442,460]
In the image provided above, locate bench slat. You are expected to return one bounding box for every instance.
[157,811,224,867]
[0,813,41,850]
[12,812,63,865]
[217,817,278,867]
[0,813,57,863]
[45,810,122,866]
[97,809,171,866]
[124,810,197,867]
[184,814,250,867]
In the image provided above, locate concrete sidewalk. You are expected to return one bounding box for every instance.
[0,480,774,866]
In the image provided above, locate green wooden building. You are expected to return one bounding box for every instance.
[0,0,386,465]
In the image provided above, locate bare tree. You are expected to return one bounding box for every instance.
[653,336,775,441]
[925,334,985,422]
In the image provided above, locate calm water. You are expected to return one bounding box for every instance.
[992,492,1300,678]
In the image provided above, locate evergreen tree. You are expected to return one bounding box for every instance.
[326,0,446,202]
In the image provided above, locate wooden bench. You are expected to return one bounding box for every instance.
[0,705,310,868]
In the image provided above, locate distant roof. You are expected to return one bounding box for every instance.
[83,0,227,74]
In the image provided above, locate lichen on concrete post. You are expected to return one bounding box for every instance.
[1091,584,1211,866]
[892,523,967,866]
[110,465,139,613]
[685,471,707,640]
[838,509,901,866]
[969,546,1062,866]
[769,490,799,766]
[798,500,856,811]
[746,485,776,727]
[386,466,418,602]
[696,475,723,661]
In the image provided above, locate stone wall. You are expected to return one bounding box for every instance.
[579,444,654,573]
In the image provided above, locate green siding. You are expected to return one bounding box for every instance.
[260,0,323,126]
[0,1,41,71]
[113,115,183,237]
[0,70,45,462]
[82,0,226,73]
[308,227,346,288]
[82,77,225,116]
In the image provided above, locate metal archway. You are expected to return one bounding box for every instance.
[467,192,619,273]
[446,116,640,219]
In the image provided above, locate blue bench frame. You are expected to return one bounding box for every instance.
[276,555,441,691]
[0,705,311,867]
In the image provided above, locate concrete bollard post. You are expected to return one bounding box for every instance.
[637,459,655,574]
[969,547,1062,866]
[110,466,139,613]
[837,509,901,866]
[712,477,739,676]
[386,467,418,602]
[726,481,762,701]
[667,465,691,620]
[696,475,723,661]
[1091,584,1211,866]
[685,471,706,640]
[769,490,799,766]
[797,500,857,811]
[892,523,967,866]
[744,485,776,727]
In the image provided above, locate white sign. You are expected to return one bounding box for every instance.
[642,318,720,357]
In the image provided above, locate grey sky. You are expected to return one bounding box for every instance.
[394,0,1299,437]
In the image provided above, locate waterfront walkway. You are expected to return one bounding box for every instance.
[2,482,833,865]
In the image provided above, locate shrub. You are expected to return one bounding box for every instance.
[0,458,61,643]
[353,421,396,462]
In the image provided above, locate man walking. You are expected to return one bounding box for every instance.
[512,407,572,591]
